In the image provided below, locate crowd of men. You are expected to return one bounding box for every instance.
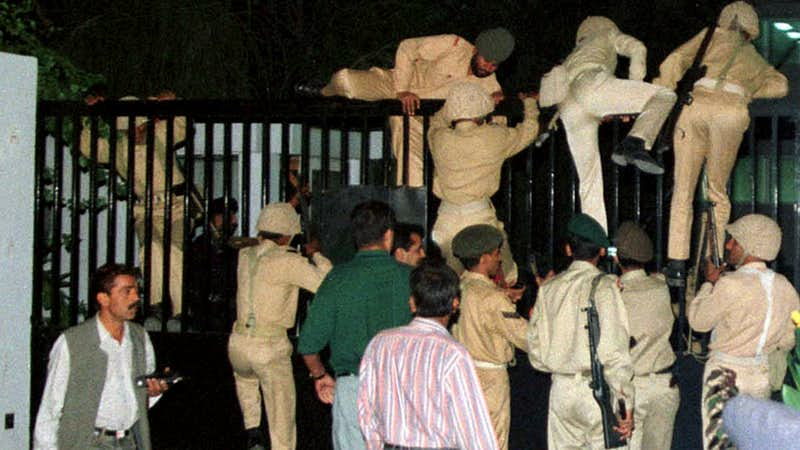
[33,2,800,450]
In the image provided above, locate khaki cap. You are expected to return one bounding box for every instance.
[725,214,781,261]
[720,1,760,40]
[452,224,503,259]
[256,203,301,236]
[442,83,494,122]
[614,221,653,263]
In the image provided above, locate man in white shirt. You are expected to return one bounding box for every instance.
[34,264,169,450]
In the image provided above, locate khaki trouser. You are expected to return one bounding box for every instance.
[134,201,185,317]
[667,89,750,260]
[228,332,296,450]
[476,367,511,450]
[629,373,679,450]
[701,353,770,450]
[548,373,608,450]
[321,67,428,186]
[560,70,676,230]
[432,199,518,285]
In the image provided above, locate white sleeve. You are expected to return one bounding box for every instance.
[144,332,162,408]
[33,335,70,450]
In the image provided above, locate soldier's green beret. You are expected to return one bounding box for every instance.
[567,214,610,248]
[475,27,515,63]
[453,224,503,259]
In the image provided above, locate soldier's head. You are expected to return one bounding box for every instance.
[719,1,760,40]
[575,16,619,45]
[613,221,653,270]
[472,27,515,77]
[350,201,396,251]
[453,224,504,277]
[392,222,426,267]
[724,214,781,267]
[83,83,108,105]
[91,263,140,322]
[409,259,461,320]
[442,83,494,125]
[209,197,239,234]
[256,202,301,245]
[565,214,610,263]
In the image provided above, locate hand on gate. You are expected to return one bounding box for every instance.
[397,91,421,116]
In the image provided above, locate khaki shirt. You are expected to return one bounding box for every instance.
[393,34,502,98]
[620,269,675,376]
[429,98,539,205]
[80,116,187,197]
[654,28,788,101]
[528,260,634,402]
[689,261,799,357]
[234,240,332,333]
[565,28,647,81]
[452,271,528,365]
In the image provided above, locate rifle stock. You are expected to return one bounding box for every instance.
[586,275,627,449]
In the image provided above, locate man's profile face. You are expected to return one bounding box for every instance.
[471,54,498,78]
[212,212,238,233]
[99,274,140,322]
[486,247,502,277]
[402,233,426,267]
[725,237,744,265]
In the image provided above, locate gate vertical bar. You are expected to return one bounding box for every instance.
[69,114,81,325]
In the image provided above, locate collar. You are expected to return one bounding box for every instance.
[737,261,768,271]
[96,317,129,347]
[354,249,390,258]
[569,260,602,273]
[461,270,494,285]
[620,268,647,284]
[410,317,450,336]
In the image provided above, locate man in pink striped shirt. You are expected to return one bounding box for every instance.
[357,260,499,450]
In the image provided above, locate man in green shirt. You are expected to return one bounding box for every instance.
[299,200,413,450]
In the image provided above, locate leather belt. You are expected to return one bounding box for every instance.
[94,427,131,439]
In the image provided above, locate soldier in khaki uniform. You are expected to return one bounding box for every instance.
[613,222,678,450]
[450,224,528,450]
[227,203,333,450]
[552,16,677,230]
[654,2,789,279]
[321,28,513,186]
[528,213,634,449]
[80,92,191,320]
[429,83,539,286]
[688,214,799,450]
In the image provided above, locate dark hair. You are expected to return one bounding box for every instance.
[83,83,108,100]
[209,197,238,216]
[91,263,137,301]
[391,222,425,256]
[410,259,460,317]
[567,234,603,260]
[457,255,481,271]
[617,257,644,270]
[350,201,396,248]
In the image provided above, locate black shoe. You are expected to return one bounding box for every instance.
[664,259,687,287]
[612,136,664,175]
[245,428,266,450]
[294,83,323,97]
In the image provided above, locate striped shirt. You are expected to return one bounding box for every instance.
[357,317,499,450]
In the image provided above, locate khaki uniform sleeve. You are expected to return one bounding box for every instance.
[489,293,528,350]
[751,64,789,100]
[394,35,460,93]
[688,280,731,332]
[499,97,540,158]
[613,32,647,81]
[275,252,333,293]
[653,29,706,89]
[595,277,635,404]
[527,293,548,371]
[428,107,450,141]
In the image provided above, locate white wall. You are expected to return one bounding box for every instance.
[0,52,37,450]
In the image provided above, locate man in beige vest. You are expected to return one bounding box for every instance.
[321,28,513,186]
[554,16,676,230]
[654,2,789,281]
[429,83,539,286]
[528,213,633,449]
[80,91,192,323]
[613,222,678,450]
[450,224,528,450]
[228,203,332,450]
[688,214,799,450]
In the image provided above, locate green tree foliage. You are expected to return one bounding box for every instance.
[0,0,103,99]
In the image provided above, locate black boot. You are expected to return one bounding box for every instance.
[664,259,687,287]
[245,427,267,450]
[612,136,665,175]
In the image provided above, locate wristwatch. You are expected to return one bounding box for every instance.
[309,371,326,381]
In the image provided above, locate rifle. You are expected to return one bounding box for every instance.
[655,14,718,154]
[585,275,628,449]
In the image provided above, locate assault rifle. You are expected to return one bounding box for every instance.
[585,275,627,449]
[655,14,717,154]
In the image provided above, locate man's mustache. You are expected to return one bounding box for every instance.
[129,300,142,310]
